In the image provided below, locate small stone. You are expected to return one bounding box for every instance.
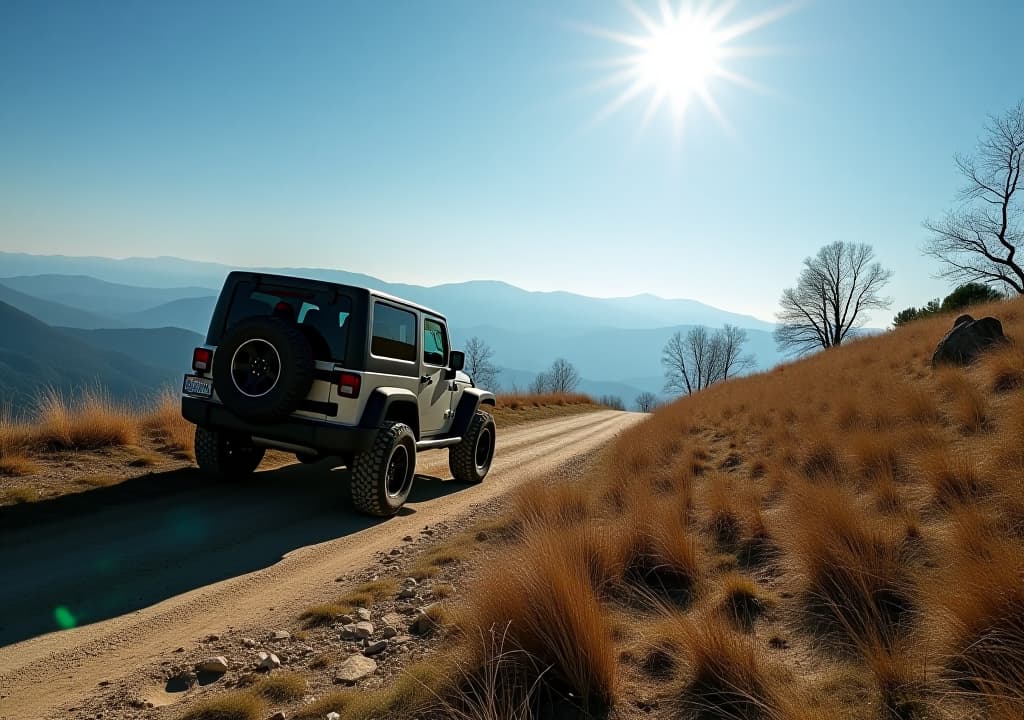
[363,640,388,656]
[326,713,340,720]
[389,548,402,556]
[270,713,287,720]
[382,612,404,628]
[397,587,417,600]
[391,634,413,644]
[242,638,256,647]
[339,624,357,640]
[334,655,377,683]
[421,528,434,536]
[402,577,419,588]
[402,535,414,542]
[353,621,374,639]
[380,557,395,564]
[257,652,281,671]
[196,656,229,674]
[381,625,398,639]
[355,608,372,622]
[337,614,354,625]
[409,605,439,635]
[272,630,291,641]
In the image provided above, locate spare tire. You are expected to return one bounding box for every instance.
[212,316,315,423]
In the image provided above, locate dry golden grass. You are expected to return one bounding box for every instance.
[1,486,38,504]
[0,454,39,477]
[462,528,619,712]
[34,387,139,450]
[253,671,307,702]
[427,295,1024,718]
[178,691,266,720]
[495,391,594,411]
[664,612,812,720]
[143,388,195,459]
[338,578,399,608]
[299,602,352,627]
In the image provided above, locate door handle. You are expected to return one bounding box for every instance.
[420,375,433,385]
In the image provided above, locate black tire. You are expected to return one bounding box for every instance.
[194,427,266,480]
[350,422,416,517]
[449,410,496,483]
[212,316,315,424]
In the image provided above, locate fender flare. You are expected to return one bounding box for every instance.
[450,388,496,438]
[359,387,420,437]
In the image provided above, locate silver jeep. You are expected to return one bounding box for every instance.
[181,271,496,516]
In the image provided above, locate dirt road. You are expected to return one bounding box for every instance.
[0,410,643,719]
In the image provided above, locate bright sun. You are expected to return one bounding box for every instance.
[585,1,793,140]
[637,13,723,105]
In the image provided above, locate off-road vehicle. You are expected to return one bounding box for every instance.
[180,271,496,516]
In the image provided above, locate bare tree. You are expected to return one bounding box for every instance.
[463,336,500,390]
[528,372,549,394]
[718,324,756,380]
[546,357,581,393]
[635,391,658,412]
[599,395,625,410]
[774,242,893,356]
[662,325,756,396]
[662,330,694,395]
[924,101,1024,293]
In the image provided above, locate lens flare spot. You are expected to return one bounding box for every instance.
[54,605,77,630]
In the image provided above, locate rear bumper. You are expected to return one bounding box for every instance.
[182,397,377,455]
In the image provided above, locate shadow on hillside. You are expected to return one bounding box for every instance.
[0,460,470,648]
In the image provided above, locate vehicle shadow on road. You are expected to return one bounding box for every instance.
[0,460,471,648]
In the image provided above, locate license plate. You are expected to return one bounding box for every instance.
[182,375,213,398]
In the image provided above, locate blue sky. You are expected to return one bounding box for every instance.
[1,1,1021,322]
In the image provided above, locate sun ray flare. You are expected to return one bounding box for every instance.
[580,0,791,143]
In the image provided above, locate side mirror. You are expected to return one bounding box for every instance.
[446,350,465,380]
[449,350,465,371]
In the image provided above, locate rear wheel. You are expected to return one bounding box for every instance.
[449,410,496,483]
[195,427,266,480]
[350,422,417,517]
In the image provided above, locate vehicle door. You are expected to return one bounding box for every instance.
[418,316,453,436]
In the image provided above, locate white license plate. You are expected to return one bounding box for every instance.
[182,375,213,398]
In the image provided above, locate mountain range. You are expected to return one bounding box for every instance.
[0,252,785,409]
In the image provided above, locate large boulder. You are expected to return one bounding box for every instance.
[931,314,1008,366]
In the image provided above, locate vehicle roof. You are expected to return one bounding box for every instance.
[230,271,446,320]
[368,289,446,319]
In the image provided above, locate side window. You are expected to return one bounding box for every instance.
[423,318,448,367]
[371,303,417,362]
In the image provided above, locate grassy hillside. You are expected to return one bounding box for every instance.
[0,301,172,411]
[287,297,1024,720]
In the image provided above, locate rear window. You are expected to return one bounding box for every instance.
[371,303,416,362]
[223,284,351,361]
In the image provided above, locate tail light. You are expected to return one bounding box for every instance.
[192,347,213,372]
[338,372,361,399]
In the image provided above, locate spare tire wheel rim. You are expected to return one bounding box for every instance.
[475,427,492,470]
[386,444,411,498]
[230,338,283,398]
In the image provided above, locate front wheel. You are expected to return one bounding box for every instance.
[350,422,417,517]
[194,427,266,480]
[449,410,496,483]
